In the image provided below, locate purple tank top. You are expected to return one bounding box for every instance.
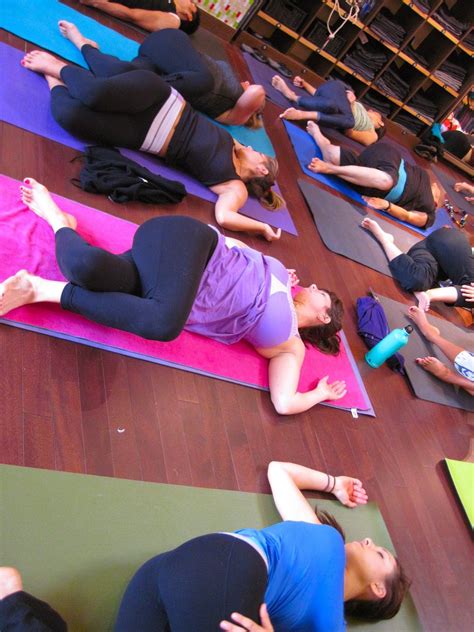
[185,233,296,347]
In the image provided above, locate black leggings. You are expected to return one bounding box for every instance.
[58,216,218,341]
[51,44,172,147]
[389,227,474,306]
[297,80,355,130]
[114,534,268,632]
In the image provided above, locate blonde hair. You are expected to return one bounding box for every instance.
[244,111,264,129]
[244,156,285,210]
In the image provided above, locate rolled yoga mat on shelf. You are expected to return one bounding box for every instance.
[298,179,419,276]
[0,174,373,415]
[374,293,474,412]
[283,120,452,237]
[0,42,296,235]
[444,459,474,528]
[0,3,276,156]
[0,465,422,632]
[431,165,474,217]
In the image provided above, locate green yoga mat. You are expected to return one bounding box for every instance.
[0,466,421,631]
[445,459,474,528]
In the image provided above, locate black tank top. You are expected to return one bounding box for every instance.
[166,104,241,187]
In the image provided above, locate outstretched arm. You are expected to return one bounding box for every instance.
[83,1,181,31]
[363,197,429,228]
[267,461,368,523]
[259,338,346,415]
[345,127,378,146]
[210,181,280,241]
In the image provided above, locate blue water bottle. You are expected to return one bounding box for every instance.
[365,325,413,368]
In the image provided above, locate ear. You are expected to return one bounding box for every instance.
[319,312,331,325]
[370,581,387,600]
[258,164,269,176]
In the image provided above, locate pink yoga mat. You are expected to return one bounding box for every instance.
[0,175,373,414]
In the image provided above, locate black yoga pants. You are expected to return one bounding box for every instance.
[58,216,218,341]
[297,80,355,130]
[51,44,171,147]
[0,591,67,631]
[136,29,214,100]
[114,534,268,632]
[389,227,474,306]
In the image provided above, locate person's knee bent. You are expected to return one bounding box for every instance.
[51,89,85,134]
[60,248,109,288]
[0,567,23,599]
[134,315,185,342]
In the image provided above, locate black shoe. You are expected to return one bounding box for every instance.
[240,43,268,64]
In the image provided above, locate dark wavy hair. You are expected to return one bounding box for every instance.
[315,508,411,622]
[179,7,200,34]
[299,289,344,355]
[244,156,285,210]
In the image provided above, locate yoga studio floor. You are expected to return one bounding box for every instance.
[1,3,472,630]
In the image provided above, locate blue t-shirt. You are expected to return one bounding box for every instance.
[237,522,346,632]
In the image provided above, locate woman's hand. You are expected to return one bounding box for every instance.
[333,476,369,508]
[220,604,274,632]
[315,376,347,402]
[287,268,300,287]
[293,75,304,88]
[460,283,474,302]
[362,196,389,211]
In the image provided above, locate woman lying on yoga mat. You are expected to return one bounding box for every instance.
[21,24,281,241]
[361,219,474,311]
[115,461,409,631]
[407,306,473,396]
[80,0,200,34]
[67,25,265,128]
[306,122,444,229]
[272,76,385,146]
[0,178,345,416]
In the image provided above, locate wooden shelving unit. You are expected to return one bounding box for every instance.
[236,0,474,136]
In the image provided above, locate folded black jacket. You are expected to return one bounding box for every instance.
[76,146,187,204]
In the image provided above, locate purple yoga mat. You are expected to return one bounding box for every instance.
[0,42,297,236]
[243,52,308,109]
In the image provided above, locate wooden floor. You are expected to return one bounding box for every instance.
[1,4,473,631]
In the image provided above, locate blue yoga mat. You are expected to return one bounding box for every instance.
[0,0,275,156]
[283,120,452,237]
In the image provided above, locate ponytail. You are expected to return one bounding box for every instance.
[245,156,285,210]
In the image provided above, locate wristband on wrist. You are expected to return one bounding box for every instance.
[328,475,336,494]
[386,201,392,211]
[324,473,331,492]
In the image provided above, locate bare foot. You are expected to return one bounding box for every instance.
[21,51,66,79]
[361,218,394,245]
[414,291,430,312]
[307,157,332,174]
[293,75,304,88]
[279,107,307,121]
[408,306,440,341]
[0,568,23,599]
[58,20,98,50]
[263,225,281,242]
[20,178,77,232]
[271,75,297,101]
[0,271,38,316]
[416,356,450,380]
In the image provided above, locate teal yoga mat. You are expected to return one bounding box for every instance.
[0,465,421,631]
[0,0,275,155]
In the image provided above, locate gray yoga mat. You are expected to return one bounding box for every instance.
[298,179,419,276]
[432,165,474,216]
[374,293,474,412]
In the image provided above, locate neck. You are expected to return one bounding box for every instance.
[293,297,313,329]
[343,566,365,602]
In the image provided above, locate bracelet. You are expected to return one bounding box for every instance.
[386,201,392,211]
[328,475,336,494]
[324,473,331,492]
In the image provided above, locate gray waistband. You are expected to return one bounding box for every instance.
[140,87,184,155]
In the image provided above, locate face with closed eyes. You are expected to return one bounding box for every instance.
[345,538,398,599]
[236,146,270,179]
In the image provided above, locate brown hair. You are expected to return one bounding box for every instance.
[299,290,344,355]
[315,507,411,622]
[244,111,264,129]
[245,156,285,210]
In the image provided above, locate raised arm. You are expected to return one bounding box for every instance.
[216,85,265,126]
[211,181,280,241]
[267,461,368,523]
[258,338,346,415]
[363,197,429,228]
[345,128,378,147]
